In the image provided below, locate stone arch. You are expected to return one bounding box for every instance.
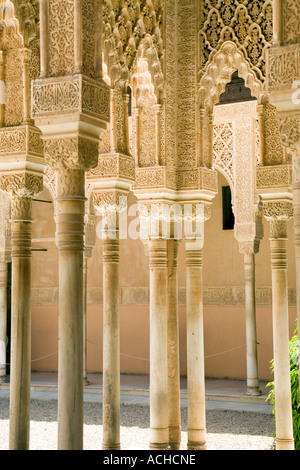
[198,41,263,112]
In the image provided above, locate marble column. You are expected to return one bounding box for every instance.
[167,239,181,450]
[56,169,85,450]
[292,179,300,387]
[265,203,294,451]
[185,238,206,450]
[9,196,34,450]
[102,216,120,451]
[148,238,169,450]
[83,213,96,386]
[83,255,89,386]
[239,243,261,396]
[0,260,8,383]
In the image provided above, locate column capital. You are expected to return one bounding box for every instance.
[239,240,261,256]
[0,172,43,201]
[92,189,128,216]
[43,136,100,174]
[263,200,293,222]
[263,200,293,239]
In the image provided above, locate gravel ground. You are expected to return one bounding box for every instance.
[0,398,275,451]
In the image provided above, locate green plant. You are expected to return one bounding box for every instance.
[267,323,300,450]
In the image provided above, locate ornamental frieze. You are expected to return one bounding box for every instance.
[32,74,110,123]
[0,125,43,157]
[256,165,293,190]
[267,44,300,93]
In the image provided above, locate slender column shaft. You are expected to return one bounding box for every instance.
[199,109,205,167]
[257,104,265,166]
[244,253,260,395]
[270,223,294,451]
[149,238,169,450]
[0,261,7,383]
[0,51,5,126]
[208,112,214,168]
[9,197,32,450]
[56,170,85,450]
[135,107,141,167]
[110,89,118,153]
[167,239,181,450]
[273,0,283,45]
[102,226,120,450]
[22,49,30,123]
[154,105,161,166]
[83,256,88,385]
[186,242,206,450]
[123,93,130,156]
[292,184,300,388]
[39,0,49,78]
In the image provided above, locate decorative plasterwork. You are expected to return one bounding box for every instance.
[88,153,135,184]
[199,41,263,110]
[32,74,110,125]
[199,0,273,84]
[10,0,40,47]
[0,172,43,198]
[30,285,298,308]
[257,165,293,190]
[102,0,164,95]
[213,100,263,246]
[282,0,300,46]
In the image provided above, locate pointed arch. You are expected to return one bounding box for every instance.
[198,41,263,112]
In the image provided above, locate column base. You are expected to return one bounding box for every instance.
[169,442,181,450]
[169,425,181,450]
[0,375,7,384]
[246,386,262,396]
[187,440,207,450]
[276,438,295,451]
[149,442,170,450]
[102,443,121,450]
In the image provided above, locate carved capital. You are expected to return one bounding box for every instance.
[239,241,261,256]
[263,200,294,222]
[43,136,99,172]
[87,153,135,184]
[263,200,293,239]
[93,190,128,215]
[0,172,43,199]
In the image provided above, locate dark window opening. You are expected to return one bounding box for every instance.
[216,71,256,106]
[222,186,235,230]
[127,86,132,117]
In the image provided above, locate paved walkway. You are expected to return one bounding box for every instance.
[0,373,274,413]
